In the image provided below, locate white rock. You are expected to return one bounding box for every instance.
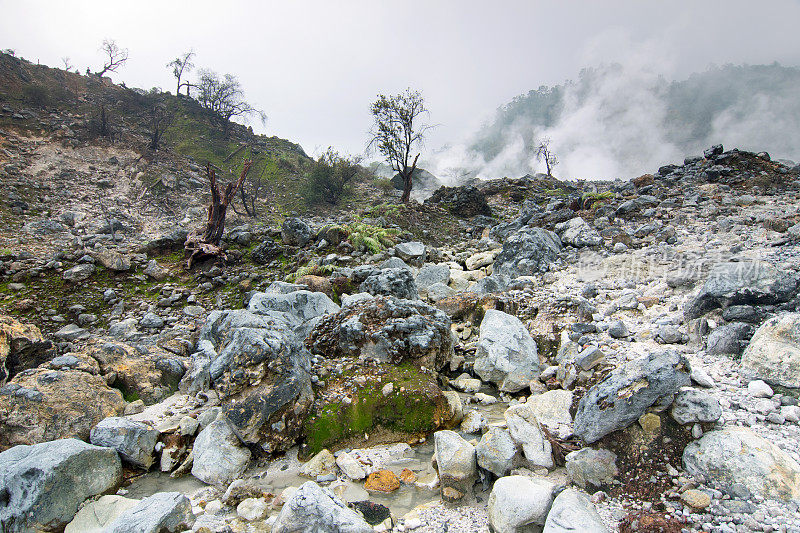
[488,475,555,533]
[747,379,774,398]
[504,404,553,469]
[336,451,367,480]
[237,497,269,521]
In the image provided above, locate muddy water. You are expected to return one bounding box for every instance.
[126,390,510,518]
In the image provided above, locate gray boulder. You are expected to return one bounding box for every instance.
[543,488,610,533]
[491,226,562,286]
[247,289,339,338]
[565,448,618,488]
[476,427,518,477]
[487,475,555,533]
[526,389,573,439]
[505,404,553,469]
[104,492,194,533]
[556,217,602,247]
[741,313,800,388]
[272,481,372,533]
[0,438,121,532]
[190,308,314,451]
[191,418,251,486]
[90,416,159,469]
[573,351,691,443]
[307,295,453,370]
[474,309,540,392]
[416,264,450,289]
[670,388,722,425]
[683,427,800,501]
[434,430,477,502]
[63,263,95,282]
[706,322,752,356]
[64,495,137,533]
[685,261,797,319]
[281,217,313,246]
[394,241,426,266]
[359,267,419,300]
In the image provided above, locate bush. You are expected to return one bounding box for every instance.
[22,84,49,107]
[303,148,361,205]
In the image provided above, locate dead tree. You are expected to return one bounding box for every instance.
[96,39,128,78]
[185,160,252,268]
[536,139,558,177]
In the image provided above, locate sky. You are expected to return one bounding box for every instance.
[2,0,800,162]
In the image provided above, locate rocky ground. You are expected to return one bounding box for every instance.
[2,90,800,533]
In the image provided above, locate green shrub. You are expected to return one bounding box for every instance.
[303,148,361,206]
[22,84,49,107]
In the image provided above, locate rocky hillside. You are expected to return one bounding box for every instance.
[3,54,800,533]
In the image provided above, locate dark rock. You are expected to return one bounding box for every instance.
[573,351,691,443]
[307,295,453,370]
[281,217,312,246]
[250,239,283,264]
[706,322,752,356]
[425,185,492,218]
[684,261,798,320]
[360,267,419,300]
[491,227,562,287]
[0,438,121,532]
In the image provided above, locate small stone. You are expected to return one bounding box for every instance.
[639,413,661,433]
[381,382,394,396]
[681,489,712,509]
[747,380,774,398]
[237,497,269,521]
[399,468,417,484]
[364,470,400,493]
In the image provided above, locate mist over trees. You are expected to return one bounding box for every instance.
[458,63,800,180]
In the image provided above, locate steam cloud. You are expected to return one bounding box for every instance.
[429,62,800,183]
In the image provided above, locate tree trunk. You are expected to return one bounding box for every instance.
[184,161,252,268]
[400,153,420,204]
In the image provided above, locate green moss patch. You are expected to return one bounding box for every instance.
[302,364,447,455]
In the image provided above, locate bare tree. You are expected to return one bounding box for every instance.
[61,57,73,72]
[167,50,195,96]
[96,39,128,78]
[185,161,252,267]
[196,69,266,136]
[536,139,558,177]
[146,101,175,151]
[368,88,430,203]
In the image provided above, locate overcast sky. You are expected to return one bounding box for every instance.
[3,0,800,158]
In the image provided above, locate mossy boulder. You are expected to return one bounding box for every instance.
[302,364,451,455]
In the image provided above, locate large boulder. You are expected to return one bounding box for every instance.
[573,351,690,443]
[302,364,453,454]
[64,495,138,533]
[0,315,52,385]
[306,295,453,370]
[487,475,555,533]
[543,488,609,533]
[683,427,800,501]
[281,217,313,246]
[104,492,194,533]
[247,289,340,338]
[526,389,574,439]
[706,322,752,356]
[272,481,373,533]
[434,430,477,502]
[0,367,125,449]
[359,268,419,300]
[556,217,602,247]
[425,185,492,218]
[741,313,800,388]
[505,404,553,469]
[669,388,722,425]
[0,438,122,532]
[188,308,314,452]
[491,226,562,286]
[192,418,251,486]
[474,309,540,392]
[90,416,160,469]
[415,264,451,290]
[476,427,518,477]
[684,261,798,320]
[86,341,188,405]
